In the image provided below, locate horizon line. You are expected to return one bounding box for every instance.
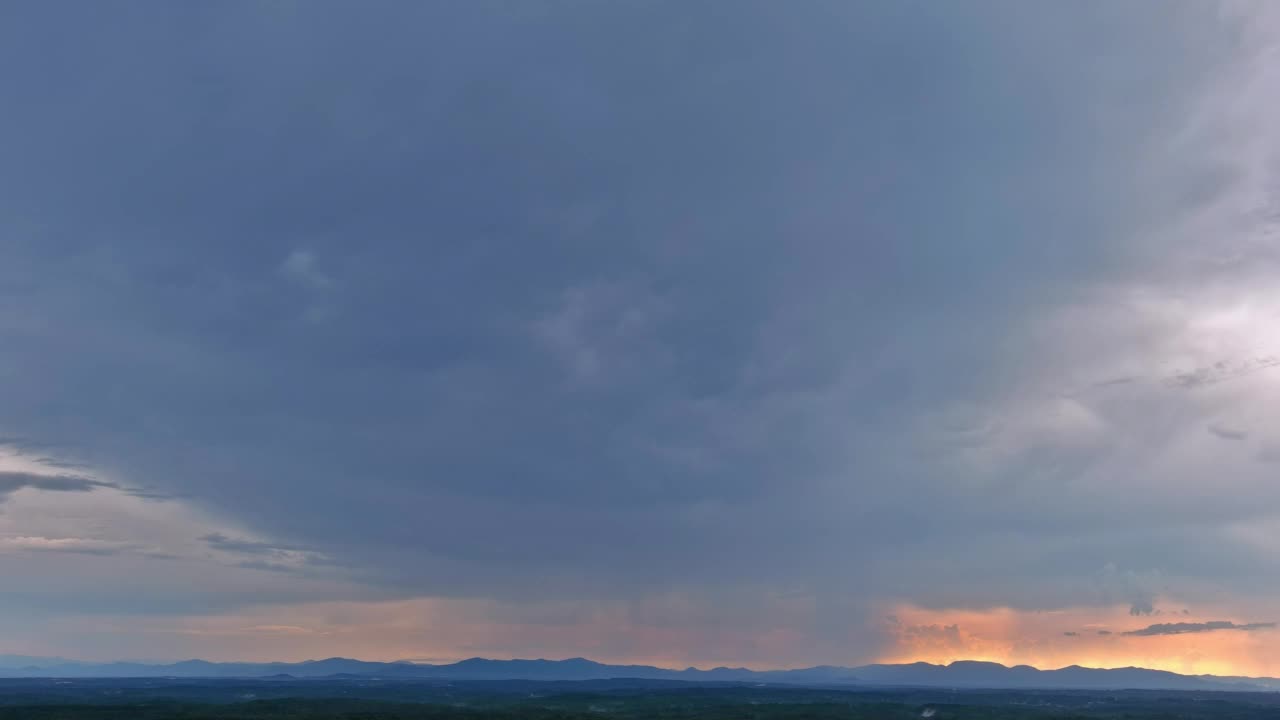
[0,654,1271,679]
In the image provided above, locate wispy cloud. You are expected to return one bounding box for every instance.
[0,535,177,559]
[1123,621,1276,637]
[1165,356,1280,389]
[31,456,90,470]
[200,532,300,556]
[0,536,132,556]
[235,559,302,574]
[200,533,332,573]
[1208,422,1249,441]
[0,471,110,502]
[280,250,332,290]
[0,471,169,504]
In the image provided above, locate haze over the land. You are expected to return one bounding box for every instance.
[4,656,1280,693]
[2,0,1280,678]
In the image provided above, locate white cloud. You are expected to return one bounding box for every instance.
[280,250,332,290]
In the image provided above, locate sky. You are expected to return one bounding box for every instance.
[3,0,1280,677]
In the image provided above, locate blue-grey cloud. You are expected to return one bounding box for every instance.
[0,0,1277,665]
[1123,621,1277,637]
[200,533,299,556]
[1130,601,1156,617]
[0,471,169,504]
[235,560,301,574]
[0,472,109,501]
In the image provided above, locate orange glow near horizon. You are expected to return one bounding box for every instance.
[34,596,1280,678]
[879,604,1280,678]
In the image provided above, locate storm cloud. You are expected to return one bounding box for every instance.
[1,0,1280,668]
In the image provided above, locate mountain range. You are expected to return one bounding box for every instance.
[1,656,1278,691]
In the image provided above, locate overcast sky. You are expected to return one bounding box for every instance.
[3,0,1280,676]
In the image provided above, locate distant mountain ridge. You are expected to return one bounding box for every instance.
[1,655,1277,691]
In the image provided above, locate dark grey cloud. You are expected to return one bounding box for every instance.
[117,487,178,501]
[31,457,91,470]
[0,472,109,501]
[0,471,167,504]
[1129,600,1155,617]
[1123,621,1277,637]
[1062,631,1078,637]
[1093,565,1161,620]
[1096,630,1112,636]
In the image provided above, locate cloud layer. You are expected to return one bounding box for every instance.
[1,0,1280,671]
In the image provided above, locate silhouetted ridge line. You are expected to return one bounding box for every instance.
[1,656,1279,690]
